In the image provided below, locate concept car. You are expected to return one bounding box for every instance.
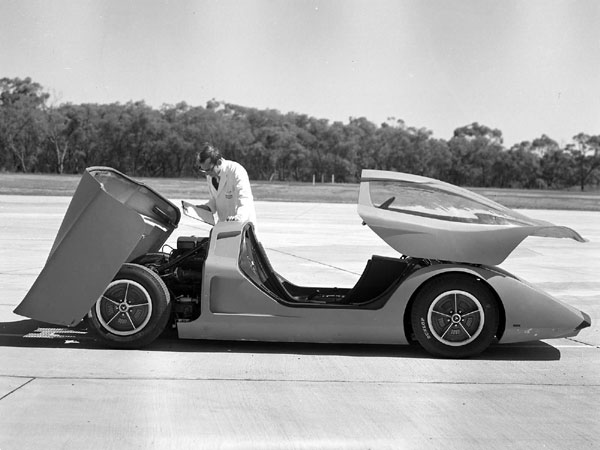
[15,167,591,358]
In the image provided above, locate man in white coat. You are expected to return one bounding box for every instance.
[192,143,257,224]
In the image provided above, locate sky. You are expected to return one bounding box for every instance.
[1,0,599,146]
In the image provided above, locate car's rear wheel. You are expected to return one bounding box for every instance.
[411,275,499,358]
[87,263,171,348]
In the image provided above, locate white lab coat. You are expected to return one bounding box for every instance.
[203,159,257,224]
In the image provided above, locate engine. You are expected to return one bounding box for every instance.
[166,236,209,293]
[163,236,209,322]
[132,235,209,322]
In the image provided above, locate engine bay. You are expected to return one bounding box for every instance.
[132,235,209,323]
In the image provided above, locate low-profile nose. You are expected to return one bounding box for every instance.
[576,311,592,330]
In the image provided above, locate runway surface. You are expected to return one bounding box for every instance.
[1,195,598,449]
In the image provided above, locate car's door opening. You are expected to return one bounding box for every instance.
[238,225,421,309]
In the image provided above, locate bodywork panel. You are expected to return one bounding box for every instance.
[358,170,585,265]
[177,222,589,345]
[177,222,409,344]
[393,263,589,344]
[14,167,180,326]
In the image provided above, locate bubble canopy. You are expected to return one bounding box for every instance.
[358,170,585,265]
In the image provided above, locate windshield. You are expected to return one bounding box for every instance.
[369,180,534,226]
[358,170,585,265]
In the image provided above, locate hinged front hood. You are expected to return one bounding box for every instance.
[14,167,180,326]
[358,170,585,265]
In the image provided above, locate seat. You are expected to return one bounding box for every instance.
[340,256,408,304]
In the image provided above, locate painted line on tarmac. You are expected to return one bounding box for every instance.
[552,344,598,348]
[565,337,599,348]
[266,247,361,275]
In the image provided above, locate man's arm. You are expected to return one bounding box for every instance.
[202,186,217,213]
[229,166,254,221]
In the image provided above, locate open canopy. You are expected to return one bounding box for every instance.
[358,170,585,266]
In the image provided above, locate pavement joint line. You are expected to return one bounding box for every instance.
[0,377,35,401]
[552,344,598,348]
[566,337,599,348]
[266,247,361,275]
[0,374,599,387]
[289,204,319,221]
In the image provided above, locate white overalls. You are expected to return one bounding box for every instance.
[203,159,256,224]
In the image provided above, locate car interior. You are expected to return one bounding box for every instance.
[238,225,421,310]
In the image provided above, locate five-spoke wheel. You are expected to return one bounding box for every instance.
[95,279,154,336]
[87,263,171,348]
[411,275,499,358]
[427,290,485,346]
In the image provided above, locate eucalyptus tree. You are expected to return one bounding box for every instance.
[67,104,104,171]
[372,119,409,171]
[530,135,567,188]
[41,103,84,174]
[420,138,452,181]
[448,122,505,186]
[305,116,335,182]
[539,148,573,189]
[505,141,542,188]
[568,133,600,191]
[160,102,195,177]
[219,103,286,180]
[403,126,434,176]
[0,77,49,171]
[338,117,375,180]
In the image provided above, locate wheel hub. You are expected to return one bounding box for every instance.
[427,290,485,347]
[96,279,153,336]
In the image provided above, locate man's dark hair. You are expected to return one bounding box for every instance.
[196,142,222,165]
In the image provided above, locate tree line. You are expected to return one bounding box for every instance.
[1,77,599,190]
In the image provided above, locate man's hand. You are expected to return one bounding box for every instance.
[181,200,191,211]
[182,200,211,212]
[226,215,240,221]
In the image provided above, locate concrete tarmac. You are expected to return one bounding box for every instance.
[1,195,599,449]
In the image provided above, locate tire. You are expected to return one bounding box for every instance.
[87,263,171,348]
[411,275,499,358]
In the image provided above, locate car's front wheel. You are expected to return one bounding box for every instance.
[87,263,171,348]
[411,275,499,358]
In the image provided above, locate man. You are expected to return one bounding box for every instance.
[187,142,256,224]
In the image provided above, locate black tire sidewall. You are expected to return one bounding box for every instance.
[411,275,499,358]
[87,263,171,348]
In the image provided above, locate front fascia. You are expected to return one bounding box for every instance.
[486,274,590,343]
[393,262,589,344]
